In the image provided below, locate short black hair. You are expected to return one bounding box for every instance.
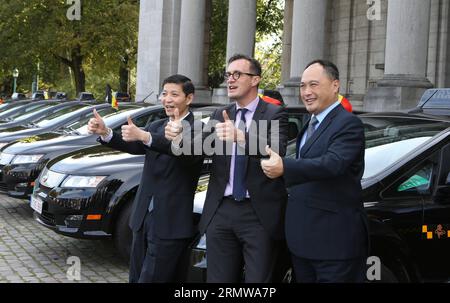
[228,54,262,76]
[162,74,195,96]
[304,59,339,81]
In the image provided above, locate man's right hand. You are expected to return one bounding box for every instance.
[87,109,108,136]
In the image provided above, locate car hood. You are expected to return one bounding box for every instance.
[0,125,28,133]
[0,127,50,143]
[48,145,144,176]
[3,132,95,154]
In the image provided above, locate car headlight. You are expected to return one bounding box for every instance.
[61,175,107,188]
[11,154,44,164]
[0,152,15,165]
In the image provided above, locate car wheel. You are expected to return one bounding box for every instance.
[113,201,133,263]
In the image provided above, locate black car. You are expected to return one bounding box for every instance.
[31,105,309,260]
[0,103,162,197]
[0,100,64,126]
[0,99,36,113]
[189,112,450,282]
[410,88,450,116]
[0,102,116,147]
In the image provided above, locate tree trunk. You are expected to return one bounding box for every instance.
[71,47,86,95]
[119,54,129,93]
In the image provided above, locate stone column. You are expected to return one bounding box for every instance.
[212,0,257,103]
[364,0,433,111]
[279,0,328,105]
[178,0,211,103]
[136,0,181,103]
[281,0,294,84]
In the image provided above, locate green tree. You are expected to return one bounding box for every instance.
[207,0,284,89]
[0,0,138,97]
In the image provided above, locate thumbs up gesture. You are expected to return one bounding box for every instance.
[165,107,183,141]
[261,145,284,179]
[88,109,108,136]
[122,116,150,142]
[216,110,244,142]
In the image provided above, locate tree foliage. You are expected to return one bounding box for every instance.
[0,0,139,98]
[207,0,284,89]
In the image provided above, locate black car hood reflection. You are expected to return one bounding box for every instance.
[0,126,28,133]
[3,132,93,154]
[47,145,144,176]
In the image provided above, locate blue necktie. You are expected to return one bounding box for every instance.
[232,108,248,201]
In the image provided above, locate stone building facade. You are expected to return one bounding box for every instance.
[136,0,450,111]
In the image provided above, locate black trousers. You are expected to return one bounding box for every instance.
[291,254,367,283]
[206,197,278,283]
[129,211,192,283]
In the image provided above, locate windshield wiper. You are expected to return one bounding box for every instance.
[63,126,82,135]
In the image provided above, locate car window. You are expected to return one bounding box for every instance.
[34,105,88,128]
[397,163,433,193]
[12,103,56,121]
[383,161,434,198]
[361,117,449,179]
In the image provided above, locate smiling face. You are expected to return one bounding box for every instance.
[300,63,340,115]
[160,83,193,119]
[226,59,260,106]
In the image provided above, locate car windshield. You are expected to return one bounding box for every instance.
[286,116,450,180]
[34,104,89,128]
[362,116,450,179]
[73,106,145,135]
[11,103,57,121]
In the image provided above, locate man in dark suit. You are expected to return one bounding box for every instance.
[167,54,289,282]
[87,74,203,283]
[261,60,368,282]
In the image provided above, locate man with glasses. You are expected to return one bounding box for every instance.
[166,54,288,282]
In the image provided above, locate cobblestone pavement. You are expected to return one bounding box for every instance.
[0,195,129,283]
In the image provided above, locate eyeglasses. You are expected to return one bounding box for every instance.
[224,71,258,80]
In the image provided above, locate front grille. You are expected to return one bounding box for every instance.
[0,182,8,192]
[39,211,56,226]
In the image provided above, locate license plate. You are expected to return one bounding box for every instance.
[30,195,43,214]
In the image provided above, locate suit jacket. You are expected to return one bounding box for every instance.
[283,104,368,260]
[98,112,203,239]
[199,99,289,240]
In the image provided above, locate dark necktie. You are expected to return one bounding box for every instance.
[305,116,319,141]
[232,108,248,201]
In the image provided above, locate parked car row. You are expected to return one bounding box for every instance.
[1,88,450,283]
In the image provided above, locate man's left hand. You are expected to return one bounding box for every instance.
[216,110,245,143]
[261,145,284,179]
[122,116,150,143]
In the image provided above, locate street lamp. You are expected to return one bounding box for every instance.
[12,68,19,93]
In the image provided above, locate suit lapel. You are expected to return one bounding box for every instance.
[300,105,343,157]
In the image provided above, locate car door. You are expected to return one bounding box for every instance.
[420,142,450,280]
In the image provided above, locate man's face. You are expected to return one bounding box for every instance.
[160,83,192,119]
[226,59,260,103]
[300,63,340,115]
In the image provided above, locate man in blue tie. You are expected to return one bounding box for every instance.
[183,54,289,282]
[261,60,368,283]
